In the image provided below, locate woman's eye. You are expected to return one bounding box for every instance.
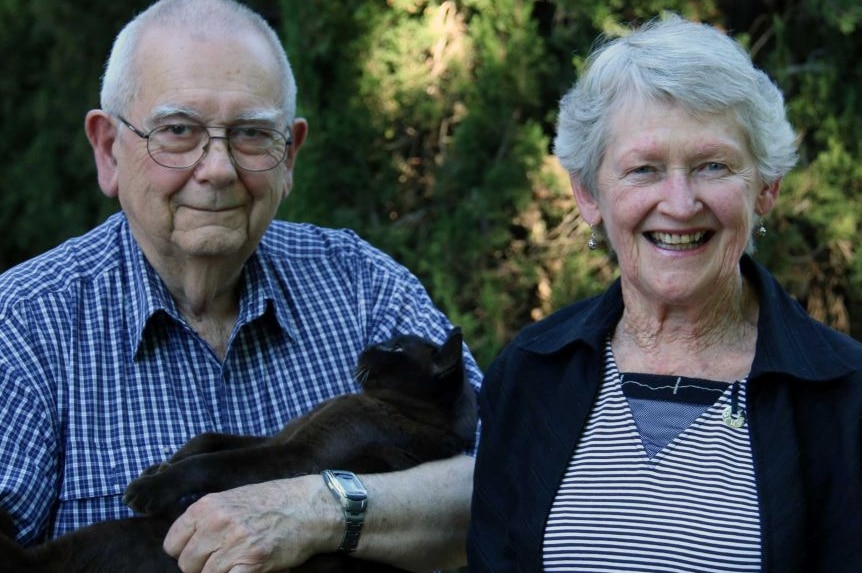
[693,162,731,179]
[631,165,655,174]
[702,162,728,172]
[624,165,661,183]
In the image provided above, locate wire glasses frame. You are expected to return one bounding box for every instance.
[117,116,292,172]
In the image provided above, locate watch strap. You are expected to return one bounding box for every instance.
[322,469,368,553]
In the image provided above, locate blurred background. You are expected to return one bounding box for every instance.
[1,0,859,368]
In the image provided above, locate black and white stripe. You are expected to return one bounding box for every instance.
[543,342,761,572]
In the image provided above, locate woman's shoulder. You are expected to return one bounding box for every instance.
[507,283,622,355]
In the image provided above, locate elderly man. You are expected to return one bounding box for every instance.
[0,1,481,571]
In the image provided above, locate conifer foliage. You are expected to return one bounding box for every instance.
[1,0,859,366]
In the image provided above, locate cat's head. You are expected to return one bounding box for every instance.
[355,327,467,409]
[355,327,477,453]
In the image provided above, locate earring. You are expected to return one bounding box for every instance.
[587,228,600,251]
[756,219,767,238]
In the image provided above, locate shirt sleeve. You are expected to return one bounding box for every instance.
[336,231,484,452]
[344,230,483,391]
[0,310,62,545]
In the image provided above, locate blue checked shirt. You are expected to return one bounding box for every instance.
[0,212,482,545]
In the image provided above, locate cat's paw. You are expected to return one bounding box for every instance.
[123,473,181,516]
[139,462,170,477]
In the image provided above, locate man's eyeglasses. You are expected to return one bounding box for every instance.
[117,116,292,172]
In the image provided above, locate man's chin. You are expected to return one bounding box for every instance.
[173,227,251,259]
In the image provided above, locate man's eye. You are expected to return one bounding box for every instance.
[160,124,198,138]
[233,127,263,137]
[230,127,278,144]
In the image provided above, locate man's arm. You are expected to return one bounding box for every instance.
[163,454,475,573]
[0,335,61,546]
[356,454,474,570]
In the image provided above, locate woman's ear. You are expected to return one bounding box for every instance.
[755,178,781,217]
[570,173,602,226]
[84,110,120,198]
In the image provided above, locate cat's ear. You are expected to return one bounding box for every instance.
[433,327,463,375]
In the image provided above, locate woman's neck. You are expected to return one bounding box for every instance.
[612,277,759,382]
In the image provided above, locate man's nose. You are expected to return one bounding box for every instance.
[196,135,238,178]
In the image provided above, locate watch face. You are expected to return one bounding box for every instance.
[327,470,368,499]
[340,478,366,499]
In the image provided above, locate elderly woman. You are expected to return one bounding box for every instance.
[467,15,862,573]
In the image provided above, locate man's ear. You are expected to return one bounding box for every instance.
[286,117,308,165]
[755,178,781,217]
[570,173,602,227]
[84,110,120,198]
[280,117,309,201]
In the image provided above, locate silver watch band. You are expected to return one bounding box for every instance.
[322,469,368,553]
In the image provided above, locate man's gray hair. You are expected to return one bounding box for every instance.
[553,14,798,196]
[100,0,297,122]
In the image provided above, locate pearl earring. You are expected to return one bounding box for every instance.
[756,219,767,238]
[587,229,600,251]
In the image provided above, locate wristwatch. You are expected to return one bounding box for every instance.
[321,469,368,553]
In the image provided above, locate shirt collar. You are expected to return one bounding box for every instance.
[122,217,293,358]
[744,255,855,382]
[515,279,623,356]
[516,254,854,383]
[236,247,295,338]
[124,220,175,356]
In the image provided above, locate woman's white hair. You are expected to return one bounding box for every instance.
[553,14,798,196]
[100,0,297,122]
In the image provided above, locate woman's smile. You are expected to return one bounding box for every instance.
[645,230,713,250]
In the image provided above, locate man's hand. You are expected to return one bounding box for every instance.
[163,456,474,573]
[164,476,341,573]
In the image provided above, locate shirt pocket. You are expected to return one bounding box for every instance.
[54,437,169,537]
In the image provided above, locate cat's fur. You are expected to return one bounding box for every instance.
[0,328,476,573]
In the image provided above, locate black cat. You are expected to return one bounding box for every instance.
[0,328,476,573]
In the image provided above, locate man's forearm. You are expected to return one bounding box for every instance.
[163,455,476,572]
[350,454,475,571]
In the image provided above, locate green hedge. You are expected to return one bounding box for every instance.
[2,0,859,367]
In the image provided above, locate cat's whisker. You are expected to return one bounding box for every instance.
[353,366,369,386]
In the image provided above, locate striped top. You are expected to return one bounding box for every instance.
[543,341,761,572]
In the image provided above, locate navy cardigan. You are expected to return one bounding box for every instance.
[468,256,862,572]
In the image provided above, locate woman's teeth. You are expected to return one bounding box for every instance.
[647,231,709,250]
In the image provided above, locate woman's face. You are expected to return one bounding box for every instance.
[573,99,779,307]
